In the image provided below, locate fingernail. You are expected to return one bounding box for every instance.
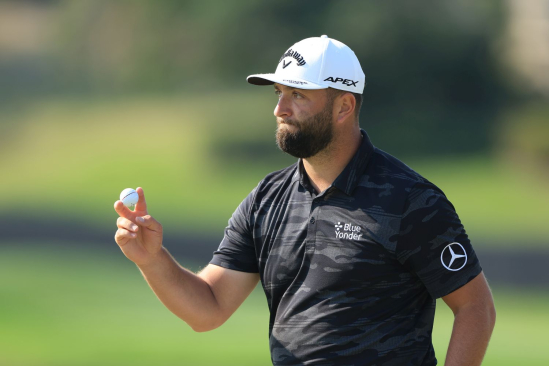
[136,217,144,223]
[131,225,138,231]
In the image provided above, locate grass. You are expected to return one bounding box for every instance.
[0,92,548,246]
[0,243,271,366]
[1,243,549,365]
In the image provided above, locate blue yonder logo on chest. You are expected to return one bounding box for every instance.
[334,222,363,240]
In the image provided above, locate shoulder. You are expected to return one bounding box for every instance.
[370,148,445,192]
[227,163,298,230]
[368,151,460,232]
[237,163,299,213]
[255,162,299,196]
[356,148,447,214]
[370,148,428,185]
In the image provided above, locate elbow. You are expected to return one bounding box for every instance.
[474,296,496,335]
[454,297,496,333]
[189,317,226,333]
[190,323,219,333]
[191,325,211,333]
[488,301,497,331]
[484,289,497,332]
[476,298,496,334]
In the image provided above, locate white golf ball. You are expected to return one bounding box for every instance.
[120,188,139,210]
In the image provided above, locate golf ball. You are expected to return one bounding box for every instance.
[120,188,139,210]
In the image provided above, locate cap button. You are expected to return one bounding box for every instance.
[321,35,328,39]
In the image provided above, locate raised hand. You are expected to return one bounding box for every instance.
[114,187,163,266]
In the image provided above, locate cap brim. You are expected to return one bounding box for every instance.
[247,73,326,90]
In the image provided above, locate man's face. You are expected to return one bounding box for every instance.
[274,84,335,158]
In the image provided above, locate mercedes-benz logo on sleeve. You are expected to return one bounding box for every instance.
[441,242,467,271]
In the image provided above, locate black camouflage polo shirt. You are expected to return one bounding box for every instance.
[210,129,482,366]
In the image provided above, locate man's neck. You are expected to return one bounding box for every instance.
[302,128,362,194]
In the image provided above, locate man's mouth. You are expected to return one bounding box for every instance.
[278,119,296,127]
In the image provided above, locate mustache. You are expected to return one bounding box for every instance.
[277,118,297,126]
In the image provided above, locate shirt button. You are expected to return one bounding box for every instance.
[310,217,315,224]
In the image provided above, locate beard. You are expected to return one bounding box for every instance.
[275,102,334,159]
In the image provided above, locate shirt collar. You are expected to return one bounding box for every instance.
[291,159,315,192]
[292,129,375,195]
[332,129,374,195]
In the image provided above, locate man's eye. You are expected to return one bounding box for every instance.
[274,90,281,98]
[293,92,302,99]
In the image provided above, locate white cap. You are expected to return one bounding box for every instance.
[247,35,365,94]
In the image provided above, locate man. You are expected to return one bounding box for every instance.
[114,35,496,365]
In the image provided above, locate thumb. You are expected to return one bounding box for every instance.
[135,215,162,232]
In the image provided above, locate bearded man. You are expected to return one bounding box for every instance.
[114,35,496,366]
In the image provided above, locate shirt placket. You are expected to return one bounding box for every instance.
[305,197,321,253]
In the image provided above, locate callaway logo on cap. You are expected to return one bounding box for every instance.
[247,35,365,94]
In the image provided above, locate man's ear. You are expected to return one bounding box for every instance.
[334,92,356,124]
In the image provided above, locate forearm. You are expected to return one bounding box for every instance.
[444,303,496,366]
[137,247,221,332]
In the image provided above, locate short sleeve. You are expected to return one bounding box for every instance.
[396,183,482,299]
[209,187,259,273]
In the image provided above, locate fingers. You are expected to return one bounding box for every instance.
[114,200,134,219]
[135,215,162,232]
[114,228,136,246]
[114,199,161,234]
[117,216,139,232]
[135,187,148,213]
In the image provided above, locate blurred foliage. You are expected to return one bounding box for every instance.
[496,102,549,179]
[1,0,519,157]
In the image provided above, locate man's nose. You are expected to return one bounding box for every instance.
[274,96,292,119]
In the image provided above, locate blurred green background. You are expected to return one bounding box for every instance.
[1,1,548,365]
